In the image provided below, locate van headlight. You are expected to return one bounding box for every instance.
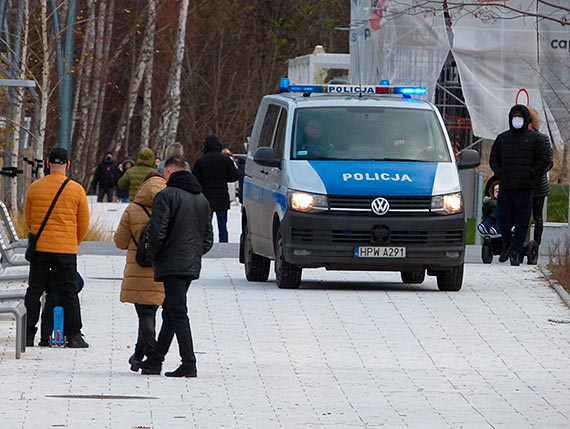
[431,193,463,215]
[289,191,328,213]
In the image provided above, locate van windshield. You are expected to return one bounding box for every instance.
[291,107,451,162]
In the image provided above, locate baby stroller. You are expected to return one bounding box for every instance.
[479,177,539,265]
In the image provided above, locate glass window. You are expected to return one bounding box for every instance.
[291,107,451,162]
[273,109,288,159]
[258,104,280,148]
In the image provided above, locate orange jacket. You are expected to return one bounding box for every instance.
[25,171,90,254]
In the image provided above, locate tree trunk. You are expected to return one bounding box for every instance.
[9,0,29,212]
[154,0,190,157]
[82,0,115,188]
[140,0,157,151]
[37,0,51,179]
[72,0,96,183]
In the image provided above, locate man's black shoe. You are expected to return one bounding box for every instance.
[67,333,89,348]
[510,251,520,266]
[129,354,143,372]
[498,245,511,263]
[139,359,162,375]
[164,365,197,378]
[39,338,51,347]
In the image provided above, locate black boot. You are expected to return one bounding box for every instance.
[67,333,89,348]
[139,358,162,375]
[165,364,197,378]
[510,250,520,266]
[128,354,144,372]
[498,244,511,263]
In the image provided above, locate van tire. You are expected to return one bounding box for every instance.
[401,270,425,284]
[243,224,270,282]
[436,264,464,292]
[274,229,302,289]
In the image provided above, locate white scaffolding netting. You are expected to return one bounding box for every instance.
[349,0,570,148]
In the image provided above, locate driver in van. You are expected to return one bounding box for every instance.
[296,117,326,158]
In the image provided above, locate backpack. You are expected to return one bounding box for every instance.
[130,203,153,267]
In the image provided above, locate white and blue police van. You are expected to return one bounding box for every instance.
[239,79,480,290]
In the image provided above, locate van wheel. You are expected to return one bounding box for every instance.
[400,271,425,284]
[274,228,302,289]
[436,264,464,292]
[243,224,270,282]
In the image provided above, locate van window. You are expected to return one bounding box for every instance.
[273,109,288,159]
[258,104,281,148]
[291,107,451,162]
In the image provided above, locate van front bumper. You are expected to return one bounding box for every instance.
[281,211,466,272]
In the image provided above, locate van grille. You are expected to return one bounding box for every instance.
[328,195,432,215]
[291,228,463,246]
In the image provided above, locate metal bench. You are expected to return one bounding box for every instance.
[0,227,29,269]
[0,289,26,301]
[0,300,27,358]
[0,201,26,248]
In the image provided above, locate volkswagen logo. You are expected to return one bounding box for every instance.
[371,197,390,216]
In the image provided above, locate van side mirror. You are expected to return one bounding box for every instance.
[253,147,281,168]
[457,149,480,170]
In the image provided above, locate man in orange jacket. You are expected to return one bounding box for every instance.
[25,147,90,348]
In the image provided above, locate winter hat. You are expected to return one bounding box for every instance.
[204,135,222,153]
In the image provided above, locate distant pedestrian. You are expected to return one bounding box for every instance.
[116,158,134,203]
[117,147,156,202]
[489,105,552,266]
[114,172,166,372]
[139,156,213,377]
[527,106,554,250]
[91,151,119,202]
[25,147,90,348]
[156,142,191,175]
[193,135,239,242]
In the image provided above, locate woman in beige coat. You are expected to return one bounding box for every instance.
[114,172,166,371]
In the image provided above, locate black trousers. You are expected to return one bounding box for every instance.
[497,189,533,253]
[26,252,82,339]
[152,276,196,367]
[133,303,158,358]
[532,196,546,245]
[97,187,114,202]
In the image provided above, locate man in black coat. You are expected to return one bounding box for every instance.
[489,104,552,266]
[193,135,239,242]
[91,151,119,202]
[139,156,213,377]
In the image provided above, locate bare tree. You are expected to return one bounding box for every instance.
[154,0,190,157]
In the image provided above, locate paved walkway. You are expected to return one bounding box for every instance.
[1,205,569,428]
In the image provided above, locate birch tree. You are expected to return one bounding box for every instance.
[154,0,189,157]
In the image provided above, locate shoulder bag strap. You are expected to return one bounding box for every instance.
[130,202,151,246]
[35,178,70,241]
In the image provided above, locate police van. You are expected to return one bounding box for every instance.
[239,80,480,291]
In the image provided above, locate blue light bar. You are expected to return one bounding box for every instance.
[380,79,390,85]
[278,80,427,97]
[394,86,427,96]
[279,77,291,92]
[289,84,324,93]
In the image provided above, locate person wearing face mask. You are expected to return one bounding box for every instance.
[91,151,120,202]
[489,104,552,266]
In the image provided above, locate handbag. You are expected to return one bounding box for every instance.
[130,202,153,267]
[25,178,70,262]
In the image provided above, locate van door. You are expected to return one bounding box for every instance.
[247,103,281,255]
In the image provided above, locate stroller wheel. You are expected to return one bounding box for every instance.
[527,240,539,265]
[481,241,493,264]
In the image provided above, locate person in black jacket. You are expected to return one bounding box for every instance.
[91,152,119,202]
[527,107,553,250]
[489,104,552,266]
[193,135,239,242]
[139,156,213,378]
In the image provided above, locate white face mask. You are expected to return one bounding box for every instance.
[512,117,524,129]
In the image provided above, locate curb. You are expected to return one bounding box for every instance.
[540,266,570,309]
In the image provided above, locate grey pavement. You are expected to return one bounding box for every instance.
[0,205,569,427]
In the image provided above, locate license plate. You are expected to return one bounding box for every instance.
[354,246,406,258]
